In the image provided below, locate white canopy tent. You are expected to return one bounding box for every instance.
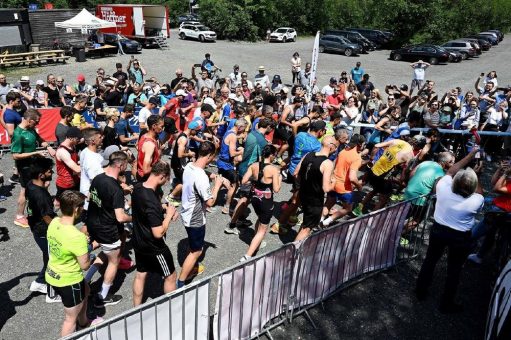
[54,8,116,30]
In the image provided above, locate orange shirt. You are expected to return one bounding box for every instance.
[334,147,362,194]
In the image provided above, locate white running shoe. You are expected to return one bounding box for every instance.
[46,294,62,303]
[29,281,47,294]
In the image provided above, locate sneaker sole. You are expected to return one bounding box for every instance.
[224,228,240,235]
[14,221,29,228]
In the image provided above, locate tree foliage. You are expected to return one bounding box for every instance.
[4,0,511,44]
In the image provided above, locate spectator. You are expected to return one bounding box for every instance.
[115,104,138,146]
[44,74,65,107]
[55,106,74,145]
[254,66,270,89]
[127,57,147,85]
[0,73,11,106]
[350,61,364,85]
[291,52,301,85]
[410,60,430,95]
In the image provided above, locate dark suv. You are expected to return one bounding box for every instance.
[346,28,389,48]
[324,30,375,52]
[319,35,361,56]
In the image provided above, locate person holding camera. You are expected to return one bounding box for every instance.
[192,64,214,94]
[127,83,148,108]
[410,60,430,95]
[128,57,147,85]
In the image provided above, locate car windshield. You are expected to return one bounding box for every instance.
[276,28,287,33]
[118,34,128,40]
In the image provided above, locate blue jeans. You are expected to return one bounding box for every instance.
[33,235,49,284]
[471,199,504,240]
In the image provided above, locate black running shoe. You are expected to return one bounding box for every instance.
[94,294,122,308]
[9,174,20,184]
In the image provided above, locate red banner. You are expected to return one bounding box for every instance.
[0,108,61,145]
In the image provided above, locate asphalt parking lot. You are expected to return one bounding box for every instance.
[1,32,508,339]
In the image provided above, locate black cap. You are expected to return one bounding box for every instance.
[310,120,327,131]
[66,127,82,139]
[400,84,408,91]
[330,77,338,83]
[148,96,159,105]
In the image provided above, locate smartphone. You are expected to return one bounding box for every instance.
[480,72,485,77]
[194,63,202,68]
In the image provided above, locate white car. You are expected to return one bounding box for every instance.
[269,27,297,42]
[179,24,217,42]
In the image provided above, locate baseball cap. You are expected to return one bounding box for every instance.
[77,74,85,82]
[310,120,327,132]
[65,127,82,139]
[36,80,44,85]
[273,75,281,82]
[175,89,186,97]
[258,66,265,71]
[228,93,239,101]
[330,77,338,83]
[203,97,215,107]
[148,96,159,106]
[188,119,203,130]
[20,76,30,82]
[101,145,121,167]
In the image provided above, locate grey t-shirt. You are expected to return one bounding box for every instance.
[55,123,69,146]
[0,83,11,104]
[196,78,214,93]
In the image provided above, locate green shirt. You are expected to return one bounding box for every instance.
[11,125,41,154]
[45,217,88,287]
[404,161,445,206]
[238,130,267,177]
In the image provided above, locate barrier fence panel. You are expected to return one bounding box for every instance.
[485,259,511,340]
[290,200,411,316]
[213,244,295,340]
[62,279,211,340]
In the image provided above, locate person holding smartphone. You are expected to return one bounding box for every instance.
[410,60,430,95]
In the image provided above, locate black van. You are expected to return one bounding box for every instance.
[324,30,375,53]
[346,28,389,48]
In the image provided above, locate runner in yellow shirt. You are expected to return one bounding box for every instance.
[355,135,413,214]
[45,191,93,336]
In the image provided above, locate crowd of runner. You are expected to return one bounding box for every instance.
[0,52,510,336]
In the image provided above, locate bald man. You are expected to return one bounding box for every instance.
[294,136,338,241]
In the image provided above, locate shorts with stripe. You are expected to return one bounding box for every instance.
[51,280,86,308]
[134,246,176,277]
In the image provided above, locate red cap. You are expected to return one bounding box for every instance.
[77,74,85,81]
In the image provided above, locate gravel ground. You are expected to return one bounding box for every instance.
[0,31,508,339]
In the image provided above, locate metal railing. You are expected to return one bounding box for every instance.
[63,195,433,340]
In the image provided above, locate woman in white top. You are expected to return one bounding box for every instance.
[480,100,508,160]
[291,52,301,85]
[416,147,483,313]
[340,96,361,126]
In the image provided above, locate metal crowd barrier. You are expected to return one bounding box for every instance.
[62,196,432,340]
[485,259,511,340]
[350,122,511,136]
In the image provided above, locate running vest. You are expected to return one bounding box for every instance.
[56,145,79,188]
[137,134,160,178]
[217,130,236,170]
[171,132,188,169]
[371,139,412,176]
[299,152,328,206]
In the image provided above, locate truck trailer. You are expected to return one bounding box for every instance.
[96,4,169,48]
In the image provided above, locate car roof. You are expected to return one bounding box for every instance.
[447,40,470,43]
[275,27,293,30]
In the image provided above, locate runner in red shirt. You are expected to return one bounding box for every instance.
[55,127,82,200]
[137,115,163,182]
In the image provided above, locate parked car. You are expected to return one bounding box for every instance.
[457,38,483,54]
[469,34,495,47]
[324,30,375,52]
[177,14,199,24]
[441,40,477,59]
[464,36,492,51]
[478,33,498,45]
[389,45,450,64]
[179,24,217,42]
[447,50,463,63]
[319,35,361,56]
[487,29,504,41]
[346,28,389,48]
[103,33,142,53]
[269,27,297,42]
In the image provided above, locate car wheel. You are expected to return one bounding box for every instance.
[429,57,439,65]
[199,35,205,42]
[319,45,325,53]
[179,32,186,40]
[393,53,402,61]
[460,52,468,60]
[344,48,353,57]
[291,36,296,42]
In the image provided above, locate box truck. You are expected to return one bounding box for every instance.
[96,4,169,48]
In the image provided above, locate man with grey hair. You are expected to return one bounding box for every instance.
[403,151,456,233]
[217,118,247,216]
[0,74,12,107]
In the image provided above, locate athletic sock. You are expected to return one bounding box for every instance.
[100,283,112,299]
[323,217,333,226]
[85,265,99,283]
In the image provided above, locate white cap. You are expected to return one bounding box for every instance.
[20,76,30,82]
[203,97,215,107]
[228,93,238,101]
[36,80,44,85]
[175,89,186,97]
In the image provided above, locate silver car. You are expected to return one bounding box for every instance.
[441,40,477,59]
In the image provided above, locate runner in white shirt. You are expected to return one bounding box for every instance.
[79,129,104,209]
[410,60,430,95]
[177,141,230,289]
